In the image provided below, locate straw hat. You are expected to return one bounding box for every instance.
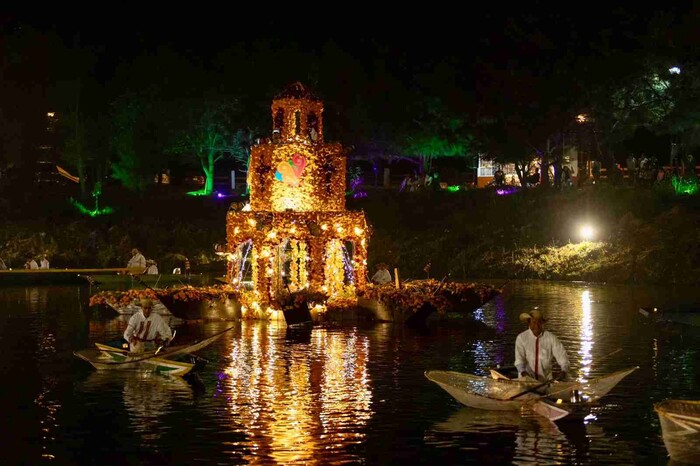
[140,298,153,308]
[519,309,547,322]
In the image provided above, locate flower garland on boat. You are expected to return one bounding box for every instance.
[355,280,500,314]
[89,285,238,308]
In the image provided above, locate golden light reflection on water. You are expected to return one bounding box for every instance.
[222,322,372,465]
[578,290,593,382]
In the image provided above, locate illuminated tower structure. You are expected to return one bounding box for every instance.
[226,82,369,311]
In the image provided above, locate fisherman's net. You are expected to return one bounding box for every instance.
[654,400,700,464]
[425,371,542,401]
[426,367,639,405]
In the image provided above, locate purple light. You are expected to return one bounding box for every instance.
[217,192,224,198]
[496,186,519,196]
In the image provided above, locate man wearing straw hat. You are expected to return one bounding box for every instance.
[515,309,570,382]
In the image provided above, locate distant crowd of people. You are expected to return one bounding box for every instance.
[127,248,190,276]
[0,248,190,275]
[0,254,50,270]
[127,248,159,274]
[399,172,440,192]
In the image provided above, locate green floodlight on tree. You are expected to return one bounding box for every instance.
[447,185,461,192]
[187,189,210,197]
[69,181,114,217]
[671,176,699,195]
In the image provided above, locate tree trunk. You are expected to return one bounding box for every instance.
[540,138,550,189]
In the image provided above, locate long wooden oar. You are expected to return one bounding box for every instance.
[130,273,172,310]
[507,379,553,400]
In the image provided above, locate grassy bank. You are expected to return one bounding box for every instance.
[2,182,699,284]
[351,182,700,284]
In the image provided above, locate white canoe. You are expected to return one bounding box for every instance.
[655,399,700,464]
[74,347,194,376]
[426,367,638,420]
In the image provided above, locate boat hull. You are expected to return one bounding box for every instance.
[157,296,241,320]
[655,400,700,464]
[357,297,437,325]
[74,348,193,376]
[282,303,313,326]
[426,367,638,421]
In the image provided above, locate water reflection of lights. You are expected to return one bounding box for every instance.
[34,377,60,460]
[81,372,194,445]
[579,290,593,382]
[220,322,372,464]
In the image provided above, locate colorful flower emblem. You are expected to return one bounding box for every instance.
[275,154,307,186]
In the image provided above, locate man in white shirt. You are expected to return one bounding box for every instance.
[514,309,569,382]
[25,258,39,269]
[127,248,146,270]
[123,298,173,353]
[39,254,50,269]
[144,260,158,275]
[371,263,392,285]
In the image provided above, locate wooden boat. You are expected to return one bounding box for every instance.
[0,268,135,286]
[80,272,210,290]
[74,346,195,376]
[357,297,437,326]
[281,302,313,326]
[425,367,638,422]
[639,305,700,328]
[75,326,235,376]
[95,325,234,358]
[654,400,700,464]
[157,295,241,320]
[102,300,171,315]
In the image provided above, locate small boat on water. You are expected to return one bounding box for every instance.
[80,273,210,290]
[74,326,235,377]
[425,367,638,422]
[357,297,438,326]
[654,399,700,464]
[639,305,700,328]
[74,345,195,376]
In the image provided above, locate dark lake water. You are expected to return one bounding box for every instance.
[1,280,698,465]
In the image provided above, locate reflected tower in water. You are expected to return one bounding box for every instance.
[218,322,372,464]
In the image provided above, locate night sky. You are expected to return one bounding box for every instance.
[3,4,700,161]
[7,5,697,86]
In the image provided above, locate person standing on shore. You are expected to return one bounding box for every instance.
[25,257,39,269]
[127,248,146,270]
[144,260,159,275]
[39,254,50,269]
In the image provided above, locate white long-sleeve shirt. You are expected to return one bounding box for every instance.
[123,312,172,343]
[127,253,146,269]
[371,269,392,285]
[514,329,569,381]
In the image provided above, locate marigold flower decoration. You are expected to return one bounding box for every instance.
[89,285,238,308]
